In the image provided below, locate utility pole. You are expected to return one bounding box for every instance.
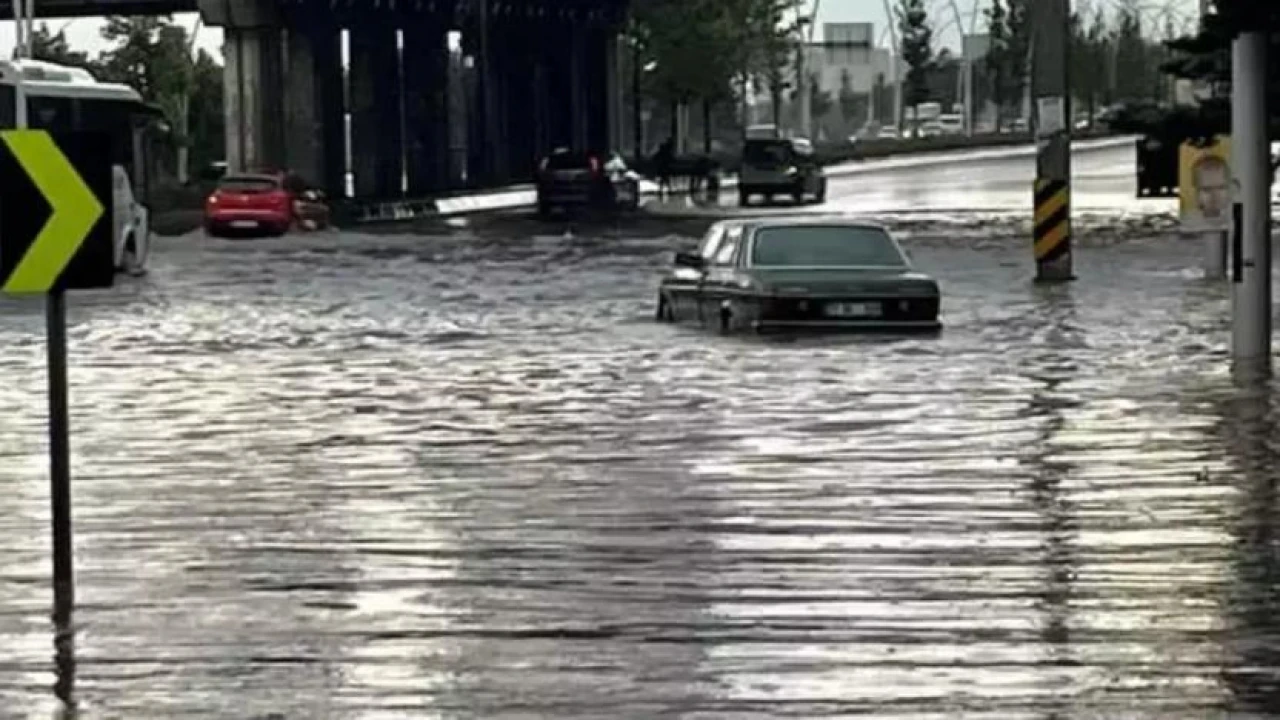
[1030,0,1073,282]
[1230,30,1270,366]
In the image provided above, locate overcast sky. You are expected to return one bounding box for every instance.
[0,0,1202,66]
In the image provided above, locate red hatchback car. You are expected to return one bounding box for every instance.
[204,173,295,237]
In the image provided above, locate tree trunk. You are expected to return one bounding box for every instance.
[176,93,191,185]
[703,98,712,154]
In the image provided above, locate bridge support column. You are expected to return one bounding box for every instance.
[499,26,535,181]
[223,27,286,172]
[403,21,449,196]
[569,28,587,150]
[350,22,403,198]
[283,24,343,196]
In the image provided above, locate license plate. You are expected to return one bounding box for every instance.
[825,301,881,318]
[230,220,259,229]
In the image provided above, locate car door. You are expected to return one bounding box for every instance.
[664,223,724,321]
[697,225,744,326]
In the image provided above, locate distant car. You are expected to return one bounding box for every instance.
[204,171,330,237]
[535,148,640,217]
[739,136,827,207]
[655,218,941,333]
[204,173,294,237]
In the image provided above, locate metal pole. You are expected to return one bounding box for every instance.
[12,0,75,624]
[47,291,73,624]
[1230,31,1270,365]
[1031,0,1073,283]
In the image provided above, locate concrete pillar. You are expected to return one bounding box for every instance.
[402,21,449,196]
[585,27,609,153]
[1231,31,1271,365]
[223,27,286,172]
[349,23,403,198]
[494,22,534,182]
[283,24,342,193]
[606,30,622,153]
[569,29,587,150]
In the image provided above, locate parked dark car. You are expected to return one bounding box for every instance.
[655,218,941,333]
[738,136,827,207]
[536,148,641,217]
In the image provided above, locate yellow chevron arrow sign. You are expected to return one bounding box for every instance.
[0,130,109,294]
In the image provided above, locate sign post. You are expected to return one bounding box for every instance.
[1031,0,1073,283]
[1,122,116,624]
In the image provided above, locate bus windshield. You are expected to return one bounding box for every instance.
[0,69,162,205]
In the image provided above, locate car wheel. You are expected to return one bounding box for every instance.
[792,186,804,204]
[738,190,750,207]
[816,178,828,203]
[537,201,552,219]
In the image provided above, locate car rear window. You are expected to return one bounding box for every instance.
[545,153,592,170]
[743,141,791,166]
[218,176,279,193]
[752,226,907,267]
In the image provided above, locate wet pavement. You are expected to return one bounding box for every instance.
[3,147,1280,717]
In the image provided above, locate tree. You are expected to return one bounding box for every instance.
[985,0,1009,125]
[808,72,832,122]
[99,17,203,182]
[1108,0,1280,177]
[838,68,861,126]
[29,23,95,69]
[1003,0,1030,123]
[1112,2,1148,102]
[896,0,933,130]
[632,0,801,141]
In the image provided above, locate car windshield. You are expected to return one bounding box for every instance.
[751,225,907,267]
[219,175,279,193]
[744,141,790,166]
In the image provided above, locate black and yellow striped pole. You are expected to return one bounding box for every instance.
[1031,0,1074,283]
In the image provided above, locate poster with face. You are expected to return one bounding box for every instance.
[1180,137,1234,232]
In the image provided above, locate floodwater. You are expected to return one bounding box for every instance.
[3,210,1280,718]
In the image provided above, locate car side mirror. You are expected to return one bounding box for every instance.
[674,251,705,269]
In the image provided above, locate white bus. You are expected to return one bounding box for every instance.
[0,58,161,276]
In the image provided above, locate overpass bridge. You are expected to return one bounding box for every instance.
[2,0,628,205]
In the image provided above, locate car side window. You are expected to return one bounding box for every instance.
[699,226,726,259]
[712,229,742,266]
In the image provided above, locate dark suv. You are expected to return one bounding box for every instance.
[738,137,827,206]
[536,148,641,217]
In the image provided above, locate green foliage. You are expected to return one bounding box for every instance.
[631,0,802,108]
[896,0,933,111]
[983,0,1028,123]
[29,24,94,68]
[25,18,224,181]
[1146,1,1280,147]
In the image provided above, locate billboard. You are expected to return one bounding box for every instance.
[1179,136,1233,232]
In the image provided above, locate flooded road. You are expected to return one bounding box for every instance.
[3,211,1280,717]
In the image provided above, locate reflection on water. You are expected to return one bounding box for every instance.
[1219,369,1280,713]
[1,224,1280,716]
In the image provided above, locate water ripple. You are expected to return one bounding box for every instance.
[1,221,1279,717]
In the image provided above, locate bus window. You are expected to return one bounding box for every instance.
[28,95,75,132]
[0,84,13,127]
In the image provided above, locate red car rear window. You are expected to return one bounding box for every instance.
[218,176,279,194]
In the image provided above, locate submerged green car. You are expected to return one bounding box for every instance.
[656,218,941,332]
